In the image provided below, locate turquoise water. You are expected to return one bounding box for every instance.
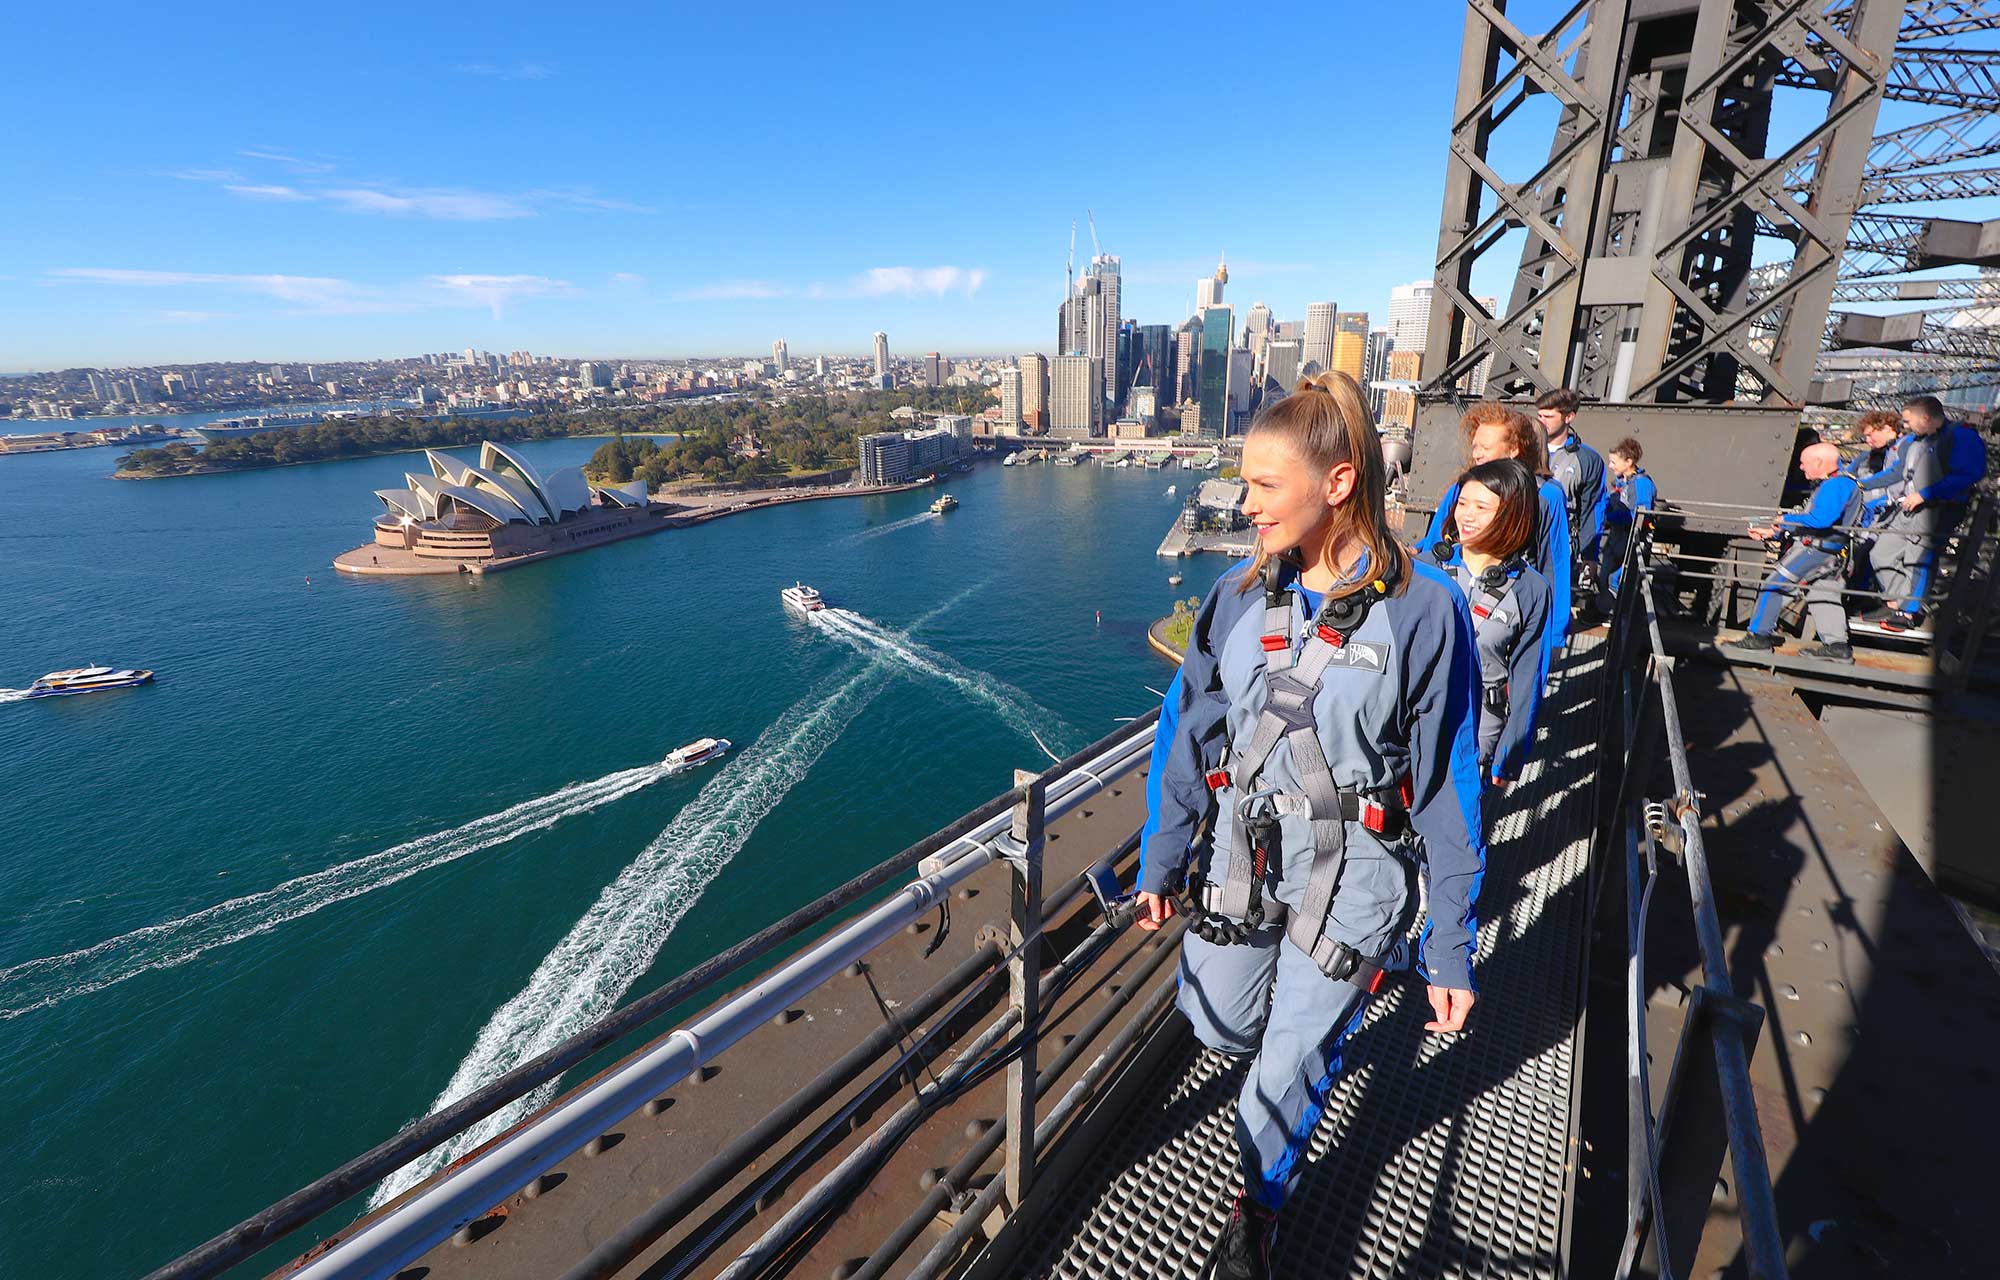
[0,443,1227,1278]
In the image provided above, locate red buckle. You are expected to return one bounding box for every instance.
[1261,635,1288,652]
[1398,776,1414,809]
[1363,966,1386,994]
[1315,624,1346,647]
[1359,800,1388,834]
[1471,604,1491,619]
[1205,769,1231,791]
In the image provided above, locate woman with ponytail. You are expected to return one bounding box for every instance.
[1414,402,1572,660]
[1425,458,1553,789]
[1134,372,1486,1279]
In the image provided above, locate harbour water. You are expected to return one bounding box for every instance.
[0,441,1228,1278]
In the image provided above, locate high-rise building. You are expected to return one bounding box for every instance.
[1332,327,1367,382]
[1243,301,1272,355]
[1389,281,1435,354]
[999,368,1023,431]
[1196,258,1228,311]
[1364,329,1394,417]
[1198,305,1234,439]
[873,331,890,377]
[578,361,598,389]
[1382,349,1424,427]
[1133,325,1173,399]
[772,340,789,374]
[1050,355,1104,437]
[1127,384,1158,431]
[1019,353,1050,430]
[815,355,828,378]
[1174,318,1201,406]
[87,370,112,401]
[1264,339,1303,397]
[1229,348,1255,427]
[923,352,944,387]
[160,372,187,399]
[1116,320,1136,404]
[1089,255,1121,406]
[1303,303,1337,376]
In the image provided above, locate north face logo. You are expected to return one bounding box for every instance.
[1327,642,1390,673]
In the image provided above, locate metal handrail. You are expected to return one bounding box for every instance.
[1601,530,1790,1280]
[145,711,1161,1280]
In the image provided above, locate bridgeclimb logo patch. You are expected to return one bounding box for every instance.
[1325,642,1390,673]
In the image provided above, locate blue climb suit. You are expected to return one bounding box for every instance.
[1548,431,1607,562]
[1418,478,1571,666]
[1603,468,1657,592]
[1137,555,1486,1210]
[1440,549,1552,785]
[1747,472,1864,643]
[1860,422,1986,617]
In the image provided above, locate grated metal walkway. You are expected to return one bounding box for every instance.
[1009,638,1605,1279]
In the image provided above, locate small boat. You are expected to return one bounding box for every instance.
[1168,574,1184,587]
[930,494,958,514]
[781,583,826,614]
[1053,454,1079,467]
[1165,485,1177,496]
[27,666,155,698]
[1003,453,1020,467]
[665,737,732,769]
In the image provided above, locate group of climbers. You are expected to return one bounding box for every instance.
[1135,375,1607,1279]
[1728,395,1987,663]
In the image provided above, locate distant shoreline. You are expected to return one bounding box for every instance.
[111,431,683,480]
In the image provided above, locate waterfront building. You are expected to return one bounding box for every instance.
[858,425,963,485]
[1303,302,1336,376]
[1389,281,1434,354]
[1179,400,1203,437]
[364,442,653,568]
[1198,304,1233,439]
[1127,384,1158,432]
[1050,355,1104,438]
[1019,353,1050,432]
[1196,258,1227,311]
[999,368,1024,431]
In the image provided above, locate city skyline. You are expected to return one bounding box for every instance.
[1,5,1474,369]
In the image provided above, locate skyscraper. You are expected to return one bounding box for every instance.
[1264,339,1303,397]
[1051,355,1104,437]
[1303,302,1337,375]
[1089,254,1121,405]
[1389,281,1435,354]
[1383,349,1424,427]
[1019,353,1050,430]
[772,340,789,374]
[1174,318,1201,406]
[1133,325,1173,400]
[999,368,1023,431]
[1196,258,1228,311]
[873,331,890,377]
[924,353,944,387]
[1199,304,1233,439]
[1364,329,1394,417]
[1333,313,1369,382]
[1244,301,1272,354]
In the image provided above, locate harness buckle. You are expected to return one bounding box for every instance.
[1315,623,1346,647]
[1204,769,1231,792]
[1260,634,1288,652]
[1358,798,1389,834]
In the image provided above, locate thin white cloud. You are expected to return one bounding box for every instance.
[162,167,246,183]
[807,266,989,299]
[524,186,655,214]
[225,183,312,201]
[457,61,552,81]
[672,280,791,301]
[609,272,646,287]
[425,274,575,318]
[47,268,402,315]
[320,186,533,220]
[237,146,338,175]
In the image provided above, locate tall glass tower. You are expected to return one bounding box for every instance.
[1199,304,1234,439]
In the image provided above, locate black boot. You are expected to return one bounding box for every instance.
[1724,631,1778,652]
[1798,641,1853,662]
[1207,1194,1279,1280]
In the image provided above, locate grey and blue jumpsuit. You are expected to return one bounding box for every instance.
[1137,556,1487,1210]
[1859,422,1987,619]
[1746,471,1864,643]
[1603,468,1657,593]
[1416,478,1571,667]
[1442,550,1553,785]
[1548,430,1607,563]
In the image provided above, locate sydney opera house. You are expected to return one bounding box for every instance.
[337,441,666,575]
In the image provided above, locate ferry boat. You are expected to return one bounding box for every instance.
[1053,454,1080,467]
[27,666,155,698]
[929,494,958,514]
[664,737,732,769]
[1168,574,1184,587]
[781,583,826,614]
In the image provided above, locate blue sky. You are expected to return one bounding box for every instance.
[1,2,1473,369]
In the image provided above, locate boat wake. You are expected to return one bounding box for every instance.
[370,664,889,1205]
[0,689,32,705]
[810,608,1075,752]
[848,510,938,542]
[0,755,709,1021]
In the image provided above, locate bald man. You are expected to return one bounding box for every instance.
[1726,442,1863,662]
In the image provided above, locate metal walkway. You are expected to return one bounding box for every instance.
[1005,638,1606,1279]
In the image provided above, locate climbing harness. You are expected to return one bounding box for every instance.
[1176,557,1407,988]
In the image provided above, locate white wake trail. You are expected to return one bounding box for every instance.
[0,759,697,1021]
[810,608,1075,751]
[848,510,938,542]
[370,665,888,1205]
[0,689,34,704]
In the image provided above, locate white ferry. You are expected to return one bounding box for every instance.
[27,666,155,698]
[1003,453,1020,467]
[1053,454,1080,467]
[930,494,958,514]
[665,737,732,769]
[781,583,826,614]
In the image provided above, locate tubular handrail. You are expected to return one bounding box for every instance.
[145,710,1161,1280]
[1601,527,1790,1280]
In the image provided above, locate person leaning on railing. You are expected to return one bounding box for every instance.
[1854,395,1987,633]
[1132,371,1487,1280]
[1726,442,1863,663]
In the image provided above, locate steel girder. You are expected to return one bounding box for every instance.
[1826,0,2000,38]
[1778,40,2000,106]
[1831,276,2000,301]
[1862,165,2000,204]
[1421,0,1631,401]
